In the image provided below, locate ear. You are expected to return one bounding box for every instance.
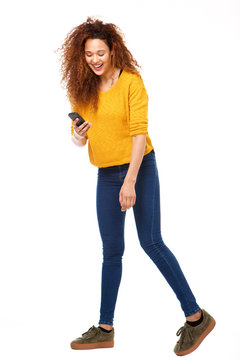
[110,42,116,57]
[110,50,114,65]
[110,43,115,64]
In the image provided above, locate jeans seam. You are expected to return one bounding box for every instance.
[140,162,199,317]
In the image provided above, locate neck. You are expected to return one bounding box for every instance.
[100,66,120,83]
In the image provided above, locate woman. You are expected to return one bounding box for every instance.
[57,17,215,356]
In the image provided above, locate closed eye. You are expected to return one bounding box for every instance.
[85,53,105,57]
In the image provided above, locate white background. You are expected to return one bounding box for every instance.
[1,0,239,359]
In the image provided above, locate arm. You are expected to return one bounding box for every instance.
[71,119,91,147]
[69,96,90,147]
[119,134,146,212]
[71,129,88,147]
[124,134,146,183]
[119,73,149,211]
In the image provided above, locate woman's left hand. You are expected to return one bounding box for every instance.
[119,181,136,212]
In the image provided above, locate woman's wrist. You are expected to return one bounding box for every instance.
[73,129,85,140]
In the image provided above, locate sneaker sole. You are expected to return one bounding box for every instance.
[175,317,216,356]
[71,340,114,350]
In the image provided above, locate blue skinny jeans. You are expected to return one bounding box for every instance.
[96,149,201,325]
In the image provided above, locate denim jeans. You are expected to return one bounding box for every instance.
[96,149,201,325]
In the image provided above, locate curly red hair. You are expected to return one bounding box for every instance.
[56,17,141,111]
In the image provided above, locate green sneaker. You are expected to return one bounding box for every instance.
[174,309,216,356]
[70,325,114,350]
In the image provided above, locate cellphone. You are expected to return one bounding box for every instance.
[68,112,85,127]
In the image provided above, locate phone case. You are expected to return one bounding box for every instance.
[68,112,85,126]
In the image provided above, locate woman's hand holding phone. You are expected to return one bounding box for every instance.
[73,118,92,138]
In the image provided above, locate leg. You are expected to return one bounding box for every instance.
[96,168,126,326]
[133,151,201,317]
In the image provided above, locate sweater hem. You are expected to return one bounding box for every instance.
[91,146,154,168]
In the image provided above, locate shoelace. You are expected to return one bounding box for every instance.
[79,326,97,339]
[176,325,193,346]
[176,326,185,337]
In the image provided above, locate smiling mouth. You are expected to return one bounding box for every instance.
[92,64,103,70]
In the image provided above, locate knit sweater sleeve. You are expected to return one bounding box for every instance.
[128,74,149,136]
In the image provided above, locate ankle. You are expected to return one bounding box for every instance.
[98,324,113,331]
[186,310,202,322]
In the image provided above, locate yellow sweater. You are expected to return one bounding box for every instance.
[70,70,154,167]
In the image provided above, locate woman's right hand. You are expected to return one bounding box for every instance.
[73,118,92,138]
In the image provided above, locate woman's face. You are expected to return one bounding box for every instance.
[84,38,113,77]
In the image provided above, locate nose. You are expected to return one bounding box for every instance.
[92,54,99,64]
